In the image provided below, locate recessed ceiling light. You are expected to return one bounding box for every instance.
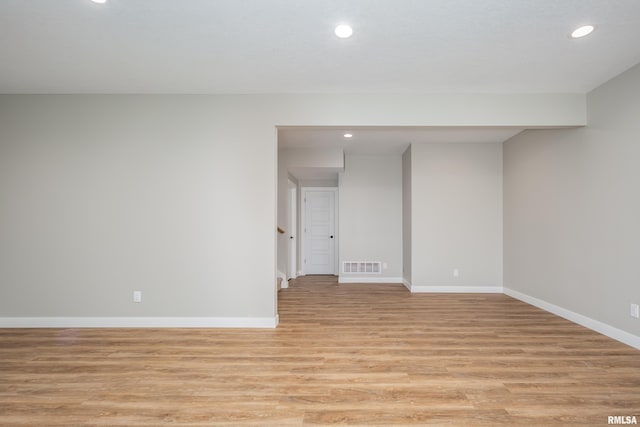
[343,133,353,138]
[91,0,107,3]
[335,24,353,39]
[571,25,595,38]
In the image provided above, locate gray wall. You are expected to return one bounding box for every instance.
[338,155,403,280]
[504,63,640,338]
[0,93,585,325]
[0,96,277,320]
[411,143,503,289]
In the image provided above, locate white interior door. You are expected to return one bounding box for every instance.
[303,189,336,275]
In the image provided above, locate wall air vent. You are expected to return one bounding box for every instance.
[343,261,382,274]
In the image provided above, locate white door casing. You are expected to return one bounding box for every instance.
[302,188,337,275]
[288,183,297,279]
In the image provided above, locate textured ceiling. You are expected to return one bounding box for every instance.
[1,0,639,94]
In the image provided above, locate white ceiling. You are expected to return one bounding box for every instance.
[2,1,637,167]
[1,0,639,94]
[278,127,526,155]
[278,126,524,181]
[280,126,527,180]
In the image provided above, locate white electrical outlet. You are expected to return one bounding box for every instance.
[631,303,640,319]
[133,291,142,303]
[453,269,459,277]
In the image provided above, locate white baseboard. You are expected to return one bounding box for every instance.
[410,285,503,293]
[504,288,640,350]
[0,316,279,329]
[402,279,412,291]
[277,270,288,289]
[338,276,404,284]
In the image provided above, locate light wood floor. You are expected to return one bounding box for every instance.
[1,276,639,426]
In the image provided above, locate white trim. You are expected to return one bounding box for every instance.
[287,181,297,280]
[402,279,412,291]
[338,276,404,284]
[504,288,640,350]
[411,285,503,293]
[277,270,288,289]
[0,316,279,329]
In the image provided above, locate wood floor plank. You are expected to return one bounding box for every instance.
[1,276,639,426]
